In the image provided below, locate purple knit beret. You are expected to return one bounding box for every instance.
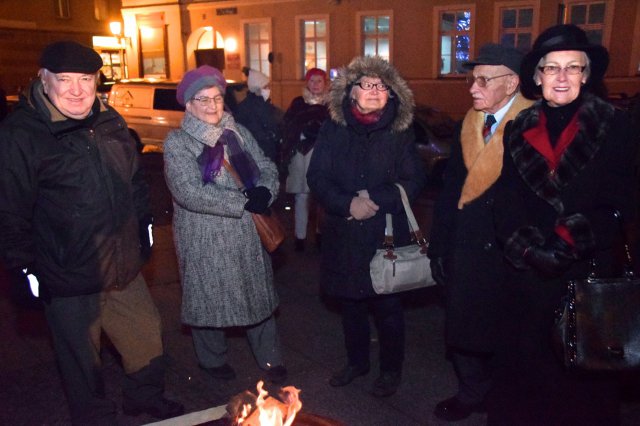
[176,65,227,106]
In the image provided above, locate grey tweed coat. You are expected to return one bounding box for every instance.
[163,111,279,328]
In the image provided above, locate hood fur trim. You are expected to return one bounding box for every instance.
[457,93,533,208]
[329,56,414,132]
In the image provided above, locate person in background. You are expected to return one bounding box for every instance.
[282,68,330,251]
[427,44,532,422]
[489,24,637,424]
[163,65,287,386]
[0,41,183,424]
[307,56,426,397]
[235,68,283,164]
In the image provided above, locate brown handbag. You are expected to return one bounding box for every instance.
[223,159,285,253]
[552,210,640,370]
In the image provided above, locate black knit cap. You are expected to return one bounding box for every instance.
[39,41,103,73]
[462,43,524,74]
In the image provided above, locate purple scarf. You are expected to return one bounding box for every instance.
[197,128,260,188]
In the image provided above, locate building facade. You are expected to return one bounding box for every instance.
[1,0,639,117]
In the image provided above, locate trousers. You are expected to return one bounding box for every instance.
[340,295,405,372]
[43,273,163,424]
[192,314,283,369]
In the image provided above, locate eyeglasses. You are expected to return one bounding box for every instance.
[355,81,389,91]
[466,73,514,88]
[192,95,224,106]
[537,64,586,75]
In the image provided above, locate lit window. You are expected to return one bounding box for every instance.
[359,13,392,61]
[562,1,612,46]
[299,17,328,76]
[435,5,474,76]
[498,4,536,51]
[244,21,271,78]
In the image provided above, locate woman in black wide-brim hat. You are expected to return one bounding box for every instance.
[488,24,637,424]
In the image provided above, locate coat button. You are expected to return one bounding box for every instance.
[483,242,493,250]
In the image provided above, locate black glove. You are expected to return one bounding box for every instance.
[523,234,577,277]
[139,214,154,261]
[243,186,272,214]
[430,257,448,287]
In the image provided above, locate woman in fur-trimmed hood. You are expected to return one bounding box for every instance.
[488,24,637,424]
[307,56,426,397]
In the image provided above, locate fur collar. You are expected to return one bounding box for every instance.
[507,92,615,213]
[328,56,414,132]
[457,93,533,208]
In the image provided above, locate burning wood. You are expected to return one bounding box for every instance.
[228,381,302,426]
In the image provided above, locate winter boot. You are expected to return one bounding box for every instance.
[122,356,184,420]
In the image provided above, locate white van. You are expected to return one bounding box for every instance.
[108,80,184,152]
[108,79,248,152]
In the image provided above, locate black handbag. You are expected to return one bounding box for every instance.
[552,211,640,371]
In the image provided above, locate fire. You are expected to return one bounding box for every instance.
[236,380,302,426]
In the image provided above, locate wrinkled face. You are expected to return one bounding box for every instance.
[351,76,389,114]
[41,70,97,119]
[535,50,587,107]
[468,65,519,114]
[307,75,326,95]
[186,85,225,125]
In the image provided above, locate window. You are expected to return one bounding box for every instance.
[358,12,392,61]
[562,1,613,46]
[496,2,538,52]
[244,20,271,77]
[297,16,328,77]
[54,0,70,19]
[137,13,167,79]
[435,5,475,76]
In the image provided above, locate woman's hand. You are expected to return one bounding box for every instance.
[349,196,379,220]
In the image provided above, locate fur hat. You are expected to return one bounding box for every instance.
[247,69,270,93]
[329,55,414,132]
[39,41,103,74]
[176,65,226,106]
[520,24,609,99]
[462,43,524,74]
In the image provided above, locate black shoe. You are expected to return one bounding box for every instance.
[122,397,184,420]
[370,371,401,397]
[433,396,486,421]
[329,364,370,387]
[200,363,236,380]
[266,365,288,385]
[294,238,305,252]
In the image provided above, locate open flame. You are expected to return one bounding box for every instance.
[236,381,302,426]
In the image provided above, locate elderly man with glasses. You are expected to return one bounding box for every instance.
[427,43,533,422]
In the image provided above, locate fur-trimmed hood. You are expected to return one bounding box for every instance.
[329,56,414,132]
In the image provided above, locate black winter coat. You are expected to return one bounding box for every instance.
[307,98,427,299]
[234,92,283,163]
[0,81,150,297]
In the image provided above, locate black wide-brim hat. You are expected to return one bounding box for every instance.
[520,24,609,99]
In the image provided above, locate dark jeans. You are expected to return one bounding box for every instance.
[340,294,405,373]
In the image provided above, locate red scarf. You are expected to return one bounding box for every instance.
[522,109,580,172]
[350,104,383,125]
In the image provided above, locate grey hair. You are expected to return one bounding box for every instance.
[533,51,591,85]
[38,68,101,86]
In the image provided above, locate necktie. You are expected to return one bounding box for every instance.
[483,114,496,141]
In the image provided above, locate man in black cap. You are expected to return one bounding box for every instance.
[427,43,533,421]
[0,41,183,424]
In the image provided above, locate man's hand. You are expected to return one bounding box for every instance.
[349,196,379,220]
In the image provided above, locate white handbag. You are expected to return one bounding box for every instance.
[370,183,435,294]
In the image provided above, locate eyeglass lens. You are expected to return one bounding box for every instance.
[193,96,223,105]
[357,81,388,91]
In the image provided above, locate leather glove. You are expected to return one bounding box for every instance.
[523,234,577,277]
[430,257,448,287]
[244,186,272,214]
[139,213,154,261]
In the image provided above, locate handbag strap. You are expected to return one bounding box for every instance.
[383,183,427,250]
[222,159,244,190]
